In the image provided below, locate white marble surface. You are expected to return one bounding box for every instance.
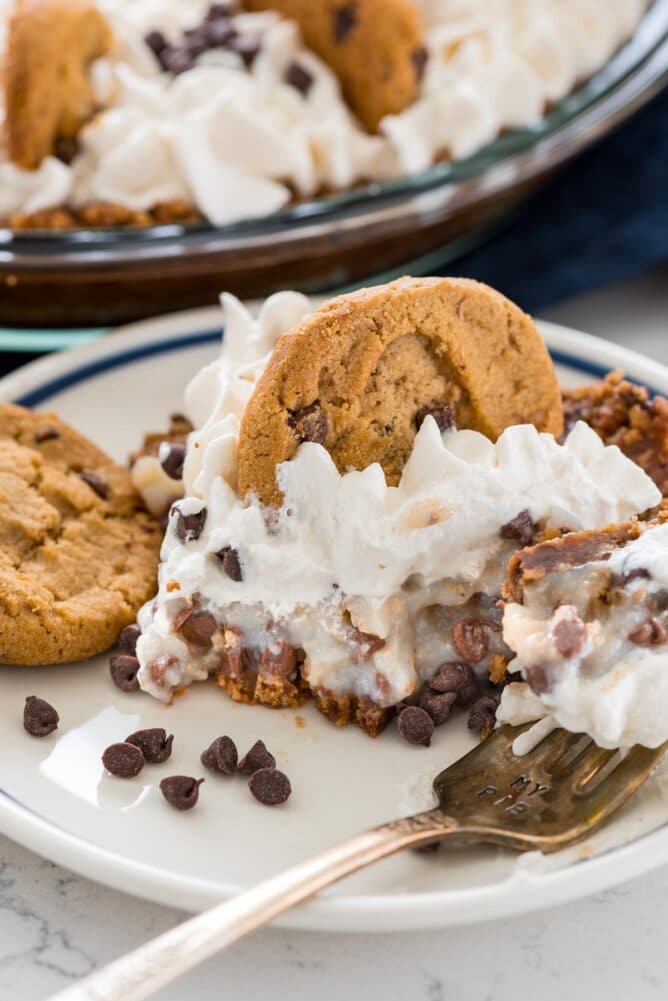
[3,266,668,1001]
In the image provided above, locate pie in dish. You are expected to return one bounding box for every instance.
[128,277,667,744]
[0,0,650,229]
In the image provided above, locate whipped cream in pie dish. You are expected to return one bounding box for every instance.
[0,0,650,225]
[132,289,661,736]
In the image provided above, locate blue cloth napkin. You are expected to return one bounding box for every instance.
[446,85,668,312]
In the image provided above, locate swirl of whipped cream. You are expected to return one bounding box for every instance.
[0,0,648,221]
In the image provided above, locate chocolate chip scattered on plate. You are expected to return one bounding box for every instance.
[126,728,174,764]
[397,706,434,747]
[201,735,238,775]
[109,654,140,692]
[160,776,204,811]
[238,739,276,775]
[248,767,291,806]
[23,696,59,737]
[102,742,145,778]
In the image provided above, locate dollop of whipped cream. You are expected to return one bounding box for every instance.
[0,0,649,220]
[134,291,660,706]
[499,521,668,749]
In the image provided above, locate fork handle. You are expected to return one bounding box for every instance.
[49,808,451,1001]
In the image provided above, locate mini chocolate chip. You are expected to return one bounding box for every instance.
[288,403,328,445]
[160,775,204,810]
[411,45,429,81]
[468,696,499,735]
[216,546,243,581]
[160,45,194,74]
[109,654,140,692]
[23,696,59,737]
[333,2,357,42]
[118,623,141,655]
[183,26,209,56]
[628,617,668,646]
[500,510,535,546]
[102,742,145,778]
[285,61,314,95]
[419,689,457,726]
[227,35,261,67]
[160,442,186,480]
[126,728,174,764]
[249,767,291,806]
[526,663,551,695]
[415,404,455,433]
[397,706,434,747]
[206,2,233,19]
[620,567,651,586]
[452,619,489,664]
[144,29,167,56]
[34,426,61,443]
[238,739,276,775]
[201,735,238,774]
[552,613,587,657]
[179,610,218,647]
[53,136,79,165]
[80,469,109,500]
[429,662,478,706]
[175,506,207,542]
[206,18,237,46]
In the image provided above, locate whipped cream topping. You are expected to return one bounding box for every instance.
[0,0,648,221]
[134,291,660,707]
[499,522,668,749]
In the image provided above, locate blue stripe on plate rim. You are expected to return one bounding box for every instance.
[10,329,660,407]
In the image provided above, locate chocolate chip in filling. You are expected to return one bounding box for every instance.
[552,611,587,658]
[500,509,535,546]
[216,546,243,582]
[452,619,489,664]
[628,617,668,646]
[175,608,218,647]
[160,442,187,480]
[174,506,207,542]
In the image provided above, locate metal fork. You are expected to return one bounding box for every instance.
[50,725,668,1001]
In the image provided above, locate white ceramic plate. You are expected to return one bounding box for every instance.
[2,307,668,932]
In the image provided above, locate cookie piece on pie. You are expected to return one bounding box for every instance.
[0,403,161,665]
[238,276,564,505]
[243,0,425,131]
[4,0,113,169]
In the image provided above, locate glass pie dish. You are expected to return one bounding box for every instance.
[1,0,667,330]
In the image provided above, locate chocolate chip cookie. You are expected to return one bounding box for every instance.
[243,0,425,131]
[4,0,113,169]
[237,277,564,505]
[0,403,161,665]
